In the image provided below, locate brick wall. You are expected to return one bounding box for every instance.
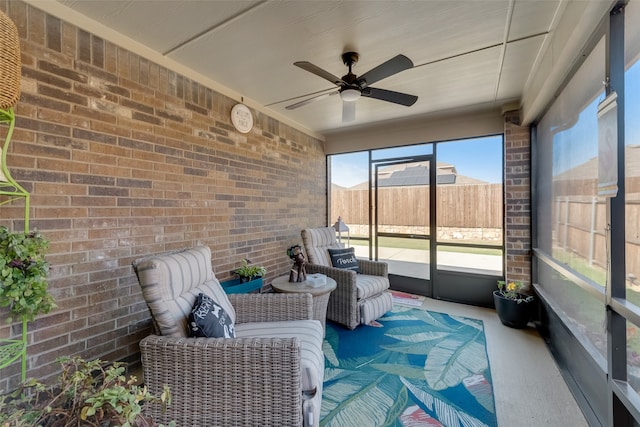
[503,109,532,287]
[0,1,326,390]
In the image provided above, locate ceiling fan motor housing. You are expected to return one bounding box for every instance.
[341,51,359,67]
[341,51,360,86]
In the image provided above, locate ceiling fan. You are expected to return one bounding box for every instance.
[286,51,418,122]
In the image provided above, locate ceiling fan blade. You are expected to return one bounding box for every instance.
[358,54,414,86]
[294,61,345,86]
[362,87,418,106]
[285,90,338,110]
[342,100,356,122]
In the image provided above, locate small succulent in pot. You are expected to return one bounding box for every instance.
[233,258,266,282]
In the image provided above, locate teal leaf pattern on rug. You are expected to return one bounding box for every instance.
[423,330,488,390]
[321,306,496,427]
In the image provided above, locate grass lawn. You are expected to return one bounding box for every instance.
[351,236,502,255]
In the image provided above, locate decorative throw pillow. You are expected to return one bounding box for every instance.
[328,247,360,273]
[188,293,236,338]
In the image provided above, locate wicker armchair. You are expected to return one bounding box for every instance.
[301,227,393,329]
[133,246,324,427]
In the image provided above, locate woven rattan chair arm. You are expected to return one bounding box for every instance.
[305,263,359,328]
[357,259,388,277]
[140,335,303,426]
[229,292,313,323]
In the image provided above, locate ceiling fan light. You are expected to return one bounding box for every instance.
[340,88,361,102]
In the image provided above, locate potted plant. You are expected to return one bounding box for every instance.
[220,259,266,294]
[233,258,266,283]
[0,225,56,323]
[493,280,535,328]
[0,356,174,427]
[0,226,57,382]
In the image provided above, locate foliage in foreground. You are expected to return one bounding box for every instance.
[0,356,173,427]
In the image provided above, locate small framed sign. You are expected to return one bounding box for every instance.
[230,103,253,134]
[597,91,617,197]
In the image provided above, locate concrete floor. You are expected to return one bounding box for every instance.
[409,296,589,427]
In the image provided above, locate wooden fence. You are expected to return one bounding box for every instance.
[553,196,640,282]
[549,176,640,284]
[330,181,640,285]
[330,184,503,228]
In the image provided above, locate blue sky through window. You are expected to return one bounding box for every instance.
[330,135,503,188]
[627,58,640,146]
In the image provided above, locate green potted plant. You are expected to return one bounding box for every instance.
[0,225,56,323]
[493,279,535,328]
[221,258,266,294]
[233,258,266,283]
[0,356,174,427]
[0,226,57,382]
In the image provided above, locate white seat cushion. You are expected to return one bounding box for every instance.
[356,274,390,299]
[360,291,393,325]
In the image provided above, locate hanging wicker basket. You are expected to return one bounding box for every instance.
[0,9,21,109]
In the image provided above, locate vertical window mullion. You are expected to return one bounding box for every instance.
[607,3,632,426]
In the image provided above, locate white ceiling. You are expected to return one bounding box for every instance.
[49,0,570,136]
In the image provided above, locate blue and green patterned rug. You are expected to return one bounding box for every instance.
[320,306,497,427]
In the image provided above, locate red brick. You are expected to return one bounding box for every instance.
[61,21,76,58]
[0,2,325,388]
[503,110,531,285]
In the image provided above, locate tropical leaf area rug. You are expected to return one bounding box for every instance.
[320,306,497,427]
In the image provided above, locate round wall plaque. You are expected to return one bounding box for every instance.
[230,103,253,134]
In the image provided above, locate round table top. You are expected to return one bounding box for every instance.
[271,274,337,296]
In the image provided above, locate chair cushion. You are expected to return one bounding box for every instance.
[235,319,324,396]
[188,293,236,338]
[359,291,393,325]
[134,246,236,338]
[301,227,341,267]
[328,247,360,272]
[356,274,390,300]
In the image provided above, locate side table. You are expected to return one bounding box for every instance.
[271,275,337,335]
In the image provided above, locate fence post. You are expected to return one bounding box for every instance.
[563,196,569,250]
[589,196,597,266]
[554,197,560,244]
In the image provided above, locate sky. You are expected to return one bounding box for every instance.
[549,47,640,176]
[627,59,640,147]
[330,135,503,188]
